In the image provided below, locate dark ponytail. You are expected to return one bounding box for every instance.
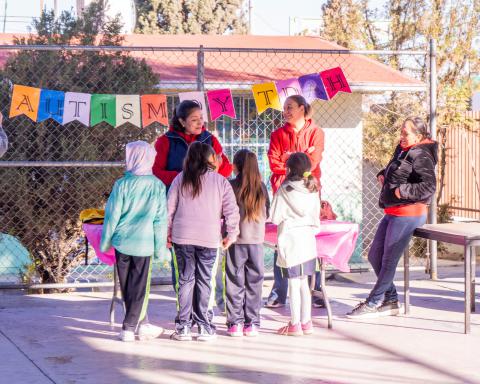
[285,152,318,193]
[171,100,202,133]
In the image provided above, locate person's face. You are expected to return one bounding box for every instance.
[283,99,305,123]
[180,108,203,135]
[400,121,422,147]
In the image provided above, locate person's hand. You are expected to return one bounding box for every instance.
[394,188,401,199]
[221,237,233,250]
[377,175,385,186]
[306,146,315,154]
[0,111,3,126]
[167,234,172,249]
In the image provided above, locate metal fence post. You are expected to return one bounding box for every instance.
[197,45,205,91]
[429,38,438,280]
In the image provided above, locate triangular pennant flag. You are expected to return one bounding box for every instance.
[116,95,141,128]
[37,89,65,123]
[141,94,168,127]
[63,92,91,126]
[206,89,236,120]
[298,73,329,102]
[9,84,41,121]
[90,94,116,126]
[252,82,282,114]
[178,91,209,123]
[275,78,302,106]
[319,67,351,99]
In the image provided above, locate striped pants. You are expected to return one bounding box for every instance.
[115,250,152,332]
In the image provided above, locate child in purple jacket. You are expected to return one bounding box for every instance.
[167,142,240,341]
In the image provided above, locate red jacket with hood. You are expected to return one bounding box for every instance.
[268,119,325,193]
[152,126,232,187]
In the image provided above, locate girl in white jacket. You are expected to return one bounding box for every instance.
[270,152,321,336]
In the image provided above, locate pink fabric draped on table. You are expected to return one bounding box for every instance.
[82,223,116,266]
[264,220,359,272]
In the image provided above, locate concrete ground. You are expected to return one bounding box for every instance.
[0,263,479,384]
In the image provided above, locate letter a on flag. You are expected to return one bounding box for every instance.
[9,84,41,121]
[141,94,168,127]
[252,82,282,114]
[319,67,351,99]
[206,89,236,120]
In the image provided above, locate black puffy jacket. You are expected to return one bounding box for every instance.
[378,141,438,209]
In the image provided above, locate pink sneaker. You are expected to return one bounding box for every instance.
[227,324,243,337]
[301,320,313,335]
[243,324,259,337]
[277,322,303,336]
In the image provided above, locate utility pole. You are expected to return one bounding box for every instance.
[248,0,252,34]
[3,1,7,34]
[53,0,58,18]
[40,0,44,13]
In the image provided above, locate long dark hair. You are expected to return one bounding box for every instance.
[285,95,313,119]
[181,142,216,198]
[285,152,318,193]
[403,117,431,139]
[233,149,266,222]
[171,100,201,133]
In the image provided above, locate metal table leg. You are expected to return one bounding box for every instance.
[471,245,476,313]
[403,248,410,315]
[465,244,471,334]
[320,259,333,329]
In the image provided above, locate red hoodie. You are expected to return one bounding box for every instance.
[152,127,232,187]
[268,119,325,193]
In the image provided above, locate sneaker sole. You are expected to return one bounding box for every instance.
[346,312,380,319]
[302,329,314,335]
[197,336,217,342]
[377,308,400,317]
[244,332,259,337]
[227,332,243,337]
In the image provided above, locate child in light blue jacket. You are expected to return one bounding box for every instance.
[101,140,167,342]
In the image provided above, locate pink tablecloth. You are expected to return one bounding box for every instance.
[82,224,116,266]
[265,220,359,272]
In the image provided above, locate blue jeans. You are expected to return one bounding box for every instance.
[267,251,321,304]
[367,214,426,305]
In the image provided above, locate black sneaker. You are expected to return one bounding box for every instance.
[346,301,379,319]
[312,297,325,308]
[265,299,286,308]
[170,327,192,341]
[377,300,400,317]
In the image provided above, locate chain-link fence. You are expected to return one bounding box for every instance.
[0,45,432,288]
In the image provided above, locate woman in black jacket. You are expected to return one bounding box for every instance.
[347,117,437,318]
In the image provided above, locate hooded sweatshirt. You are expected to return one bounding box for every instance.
[268,119,325,193]
[101,141,168,257]
[269,180,321,268]
[0,125,8,158]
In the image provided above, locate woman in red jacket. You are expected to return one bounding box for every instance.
[152,100,232,187]
[265,94,325,308]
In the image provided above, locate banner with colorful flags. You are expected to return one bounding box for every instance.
[7,66,351,125]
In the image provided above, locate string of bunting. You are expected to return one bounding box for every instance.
[8,67,351,128]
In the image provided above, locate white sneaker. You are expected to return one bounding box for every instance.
[119,330,135,342]
[137,324,164,341]
[197,327,217,342]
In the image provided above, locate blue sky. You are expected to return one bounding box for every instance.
[1,0,385,35]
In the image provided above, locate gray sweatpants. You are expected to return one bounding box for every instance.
[225,244,264,327]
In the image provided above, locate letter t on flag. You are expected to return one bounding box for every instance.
[206,89,236,120]
[319,67,352,99]
[252,82,282,114]
[63,92,91,126]
[9,84,41,121]
[141,94,168,127]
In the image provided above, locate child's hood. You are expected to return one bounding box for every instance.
[279,180,314,216]
[125,141,156,176]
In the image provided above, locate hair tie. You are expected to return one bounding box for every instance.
[303,171,311,178]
